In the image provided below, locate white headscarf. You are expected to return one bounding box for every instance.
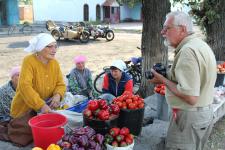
[24,33,56,53]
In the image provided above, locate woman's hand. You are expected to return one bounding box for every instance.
[49,94,61,109]
[41,104,52,114]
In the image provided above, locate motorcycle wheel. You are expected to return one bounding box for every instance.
[51,30,60,41]
[106,31,114,41]
[79,31,89,43]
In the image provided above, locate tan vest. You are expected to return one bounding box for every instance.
[166,34,217,110]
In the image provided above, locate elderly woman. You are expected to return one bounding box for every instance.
[67,55,93,98]
[2,33,66,146]
[0,66,20,116]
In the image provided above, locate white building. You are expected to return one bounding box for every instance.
[33,0,105,23]
[33,0,122,23]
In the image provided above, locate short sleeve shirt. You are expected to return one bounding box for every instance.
[166,34,217,110]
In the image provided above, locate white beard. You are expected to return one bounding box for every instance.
[164,39,175,50]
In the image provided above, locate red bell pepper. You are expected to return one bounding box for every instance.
[109,127,120,137]
[88,100,99,111]
[119,127,130,136]
[98,110,110,120]
[110,104,120,115]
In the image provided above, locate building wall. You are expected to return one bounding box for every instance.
[19,5,33,21]
[120,3,141,21]
[6,0,19,25]
[33,0,105,22]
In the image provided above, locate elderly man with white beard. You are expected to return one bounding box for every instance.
[149,11,217,150]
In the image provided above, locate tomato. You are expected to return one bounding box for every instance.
[138,103,144,109]
[125,99,133,105]
[128,103,136,109]
[122,105,127,109]
[116,101,123,108]
[160,90,165,95]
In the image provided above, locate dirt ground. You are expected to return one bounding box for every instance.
[0,32,141,85]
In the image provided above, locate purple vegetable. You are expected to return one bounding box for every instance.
[88,140,97,148]
[78,148,85,150]
[85,127,96,138]
[78,135,88,147]
[69,136,79,144]
[95,134,104,145]
[71,144,79,150]
[62,134,71,141]
[95,143,102,150]
[73,127,86,136]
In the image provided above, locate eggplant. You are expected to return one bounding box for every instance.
[95,143,102,150]
[95,134,104,145]
[73,127,86,136]
[78,135,89,147]
[62,134,71,141]
[84,126,96,138]
[88,140,97,148]
[71,144,79,150]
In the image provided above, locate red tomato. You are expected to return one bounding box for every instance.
[128,103,136,109]
[125,99,133,105]
[116,102,123,108]
[138,103,144,109]
[122,105,127,109]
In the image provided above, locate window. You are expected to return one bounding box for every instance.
[83,4,89,21]
[111,7,114,14]
[96,4,101,21]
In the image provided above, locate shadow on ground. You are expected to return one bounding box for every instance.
[7,41,29,48]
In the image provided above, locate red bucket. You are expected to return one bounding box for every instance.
[29,113,67,149]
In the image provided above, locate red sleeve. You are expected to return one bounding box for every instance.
[125,80,133,93]
[102,74,109,90]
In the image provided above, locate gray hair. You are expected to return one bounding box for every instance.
[166,11,194,34]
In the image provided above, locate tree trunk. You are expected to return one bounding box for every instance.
[205,0,225,61]
[139,0,170,97]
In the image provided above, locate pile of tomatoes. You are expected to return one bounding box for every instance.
[112,91,144,110]
[154,84,165,96]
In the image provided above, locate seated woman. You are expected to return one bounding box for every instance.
[67,55,94,98]
[0,66,20,116]
[0,33,66,146]
[100,60,133,102]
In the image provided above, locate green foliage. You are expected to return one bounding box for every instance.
[173,0,221,28]
[117,0,141,8]
[19,0,32,5]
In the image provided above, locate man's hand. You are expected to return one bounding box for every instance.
[148,69,166,84]
[49,94,61,109]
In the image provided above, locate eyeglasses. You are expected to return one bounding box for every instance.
[46,44,58,49]
[162,25,182,32]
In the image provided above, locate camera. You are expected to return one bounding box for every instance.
[145,63,167,79]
